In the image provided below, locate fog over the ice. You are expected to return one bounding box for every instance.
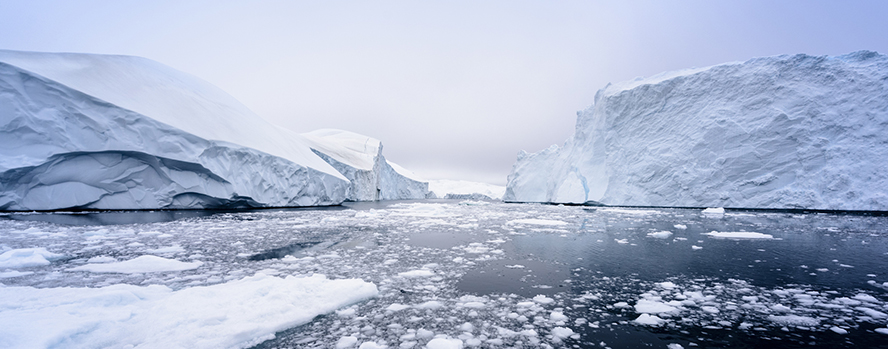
[2,1,887,185]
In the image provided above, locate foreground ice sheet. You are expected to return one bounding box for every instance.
[0,273,377,348]
[505,51,888,210]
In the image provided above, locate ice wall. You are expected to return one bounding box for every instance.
[0,51,349,210]
[302,129,429,201]
[505,51,888,210]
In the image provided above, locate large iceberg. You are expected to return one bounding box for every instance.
[301,129,428,201]
[0,50,413,210]
[505,51,888,210]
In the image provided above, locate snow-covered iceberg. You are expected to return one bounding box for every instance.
[427,179,506,200]
[0,50,433,210]
[505,51,888,210]
[301,129,429,201]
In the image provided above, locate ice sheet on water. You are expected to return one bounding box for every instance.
[68,255,203,273]
[0,273,377,348]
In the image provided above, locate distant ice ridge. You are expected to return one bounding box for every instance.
[0,50,423,210]
[505,51,888,210]
[301,129,428,201]
[427,179,506,200]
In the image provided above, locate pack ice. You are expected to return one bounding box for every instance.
[505,51,888,210]
[0,50,425,210]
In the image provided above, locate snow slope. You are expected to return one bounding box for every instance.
[302,129,428,201]
[505,51,888,210]
[0,50,353,210]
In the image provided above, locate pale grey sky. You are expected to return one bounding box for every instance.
[2,1,886,184]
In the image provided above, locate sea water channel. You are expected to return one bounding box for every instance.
[1,200,887,348]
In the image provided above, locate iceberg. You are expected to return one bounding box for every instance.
[505,51,888,210]
[301,129,428,201]
[0,50,427,210]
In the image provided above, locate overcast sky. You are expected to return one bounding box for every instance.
[2,1,887,185]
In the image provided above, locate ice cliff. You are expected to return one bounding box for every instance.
[0,50,420,210]
[505,51,888,210]
[301,129,428,201]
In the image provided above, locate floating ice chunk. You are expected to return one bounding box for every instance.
[505,265,525,269]
[551,326,575,339]
[416,329,435,338]
[829,326,848,334]
[647,231,673,239]
[336,307,357,317]
[767,315,820,327]
[359,341,388,349]
[701,306,719,314]
[0,273,377,348]
[550,311,569,322]
[397,270,435,278]
[656,282,677,290]
[853,293,878,303]
[416,301,444,310]
[68,255,203,273]
[506,219,568,226]
[615,239,629,244]
[533,295,555,304]
[667,344,684,349]
[337,336,359,348]
[0,248,65,268]
[702,208,725,216]
[673,224,687,230]
[386,304,411,312]
[425,337,463,349]
[691,245,703,250]
[634,314,666,326]
[876,328,888,335]
[635,299,678,314]
[703,231,773,240]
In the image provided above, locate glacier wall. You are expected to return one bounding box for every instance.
[0,54,348,210]
[505,51,888,210]
[302,129,428,201]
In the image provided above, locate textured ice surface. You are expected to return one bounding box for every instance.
[505,51,888,210]
[0,50,354,210]
[302,129,429,201]
[2,202,888,348]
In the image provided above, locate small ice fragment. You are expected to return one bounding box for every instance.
[702,207,725,215]
[386,304,411,312]
[615,239,629,244]
[425,338,462,349]
[550,311,568,322]
[336,336,358,348]
[667,344,684,349]
[829,327,848,334]
[647,231,673,239]
[703,231,773,240]
[551,326,575,339]
[397,270,435,278]
[533,295,554,304]
[673,224,687,230]
[634,314,666,326]
[691,245,703,250]
[358,342,387,349]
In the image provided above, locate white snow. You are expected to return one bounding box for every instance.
[0,273,378,348]
[0,49,350,210]
[504,51,888,210]
[69,255,203,273]
[703,231,774,240]
[0,248,65,268]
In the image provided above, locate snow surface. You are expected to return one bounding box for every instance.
[0,247,64,268]
[0,273,378,348]
[302,129,428,201]
[505,51,888,210]
[0,50,352,210]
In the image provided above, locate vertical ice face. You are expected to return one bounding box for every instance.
[301,129,429,201]
[506,51,888,210]
[0,50,350,210]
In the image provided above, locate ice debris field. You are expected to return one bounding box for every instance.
[2,201,888,348]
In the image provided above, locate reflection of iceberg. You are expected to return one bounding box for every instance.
[506,51,888,210]
[301,129,428,201]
